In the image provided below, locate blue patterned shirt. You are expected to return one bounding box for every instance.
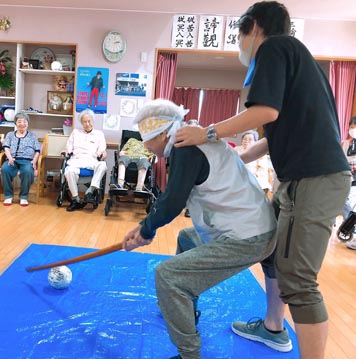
[3,131,41,160]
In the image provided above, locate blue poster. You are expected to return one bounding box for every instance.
[76,67,109,114]
[115,72,147,97]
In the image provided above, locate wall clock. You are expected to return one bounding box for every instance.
[102,31,127,63]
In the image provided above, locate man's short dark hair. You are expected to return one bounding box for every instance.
[237,1,291,36]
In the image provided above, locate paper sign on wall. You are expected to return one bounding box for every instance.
[120,98,137,118]
[172,14,306,52]
[197,15,224,50]
[224,16,240,51]
[290,18,305,41]
[103,114,120,131]
[171,14,198,49]
[76,67,108,114]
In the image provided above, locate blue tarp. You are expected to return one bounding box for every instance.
[0,244,300,358]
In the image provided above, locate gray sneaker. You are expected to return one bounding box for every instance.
[231,318,292,352]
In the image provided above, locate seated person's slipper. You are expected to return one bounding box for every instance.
[3,198,13,206]
[20,199,29,206]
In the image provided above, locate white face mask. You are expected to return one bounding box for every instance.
[349,128,356,139]
[239,33,256,67]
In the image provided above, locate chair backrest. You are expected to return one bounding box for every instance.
[0,134,4,151]
[43,133,70,157]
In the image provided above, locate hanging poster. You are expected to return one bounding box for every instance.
[290,18,305,41]
[115,72,148,97]
[224,16,240,51]
[76,67,109,114]
[171,14,198,49]
[197,15,224,50]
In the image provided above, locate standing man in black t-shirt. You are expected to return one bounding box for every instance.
[175,2,351,359]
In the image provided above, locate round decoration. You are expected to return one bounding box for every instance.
[102,31,126,63]
[104,114,120,130]
[31,47,56,64]
[53,75,70,91]
[4,108,15,122]
[51,61,62,71]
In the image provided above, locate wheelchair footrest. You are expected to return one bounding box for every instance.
[133,190,153,199]
[109,188,130,196]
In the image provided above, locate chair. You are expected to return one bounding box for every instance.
[104,130,160,216]
[37,133,70,198]
[0,140,43,204]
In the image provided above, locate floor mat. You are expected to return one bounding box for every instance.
[0,244,300,358]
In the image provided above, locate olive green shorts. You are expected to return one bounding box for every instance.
[261,171,351,324]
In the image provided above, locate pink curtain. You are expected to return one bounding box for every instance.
[154,52,178,192]
[329,61,356,141]
[199,89,240,127]
[172,87,200,122]
[154,52,177,100]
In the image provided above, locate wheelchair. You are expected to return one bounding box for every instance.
[56,153,106,210]
[104,130,160,216]
[337,210,356,242]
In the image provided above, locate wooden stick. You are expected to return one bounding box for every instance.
[26,242,124,272]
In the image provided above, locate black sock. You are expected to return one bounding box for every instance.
[263,323,283,334]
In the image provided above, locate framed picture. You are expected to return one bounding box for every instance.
[55,53,73,71]
[47,91,74,115]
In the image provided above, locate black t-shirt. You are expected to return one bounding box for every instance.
[246,35,349,181]
[140,146,209,239]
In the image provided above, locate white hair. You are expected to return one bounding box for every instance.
[79,109,95,122]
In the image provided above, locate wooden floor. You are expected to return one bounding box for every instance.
[0,192,355,359]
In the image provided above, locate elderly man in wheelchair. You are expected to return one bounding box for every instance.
[63,109,107,212]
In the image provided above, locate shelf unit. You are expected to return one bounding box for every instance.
[0,41,77,139]
[0,95,15,131]
[0,42,16,133]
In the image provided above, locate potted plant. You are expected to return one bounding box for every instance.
[0,49,14,95]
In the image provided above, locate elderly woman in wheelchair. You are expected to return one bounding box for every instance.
[105,130,159,216]
[63,109,107,212]
[112,137,154,192]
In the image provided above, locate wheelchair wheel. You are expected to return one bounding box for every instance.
[92,191,99,209]
[56,195,63,207]
[105,198,112,216]
[337,228,353,242]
